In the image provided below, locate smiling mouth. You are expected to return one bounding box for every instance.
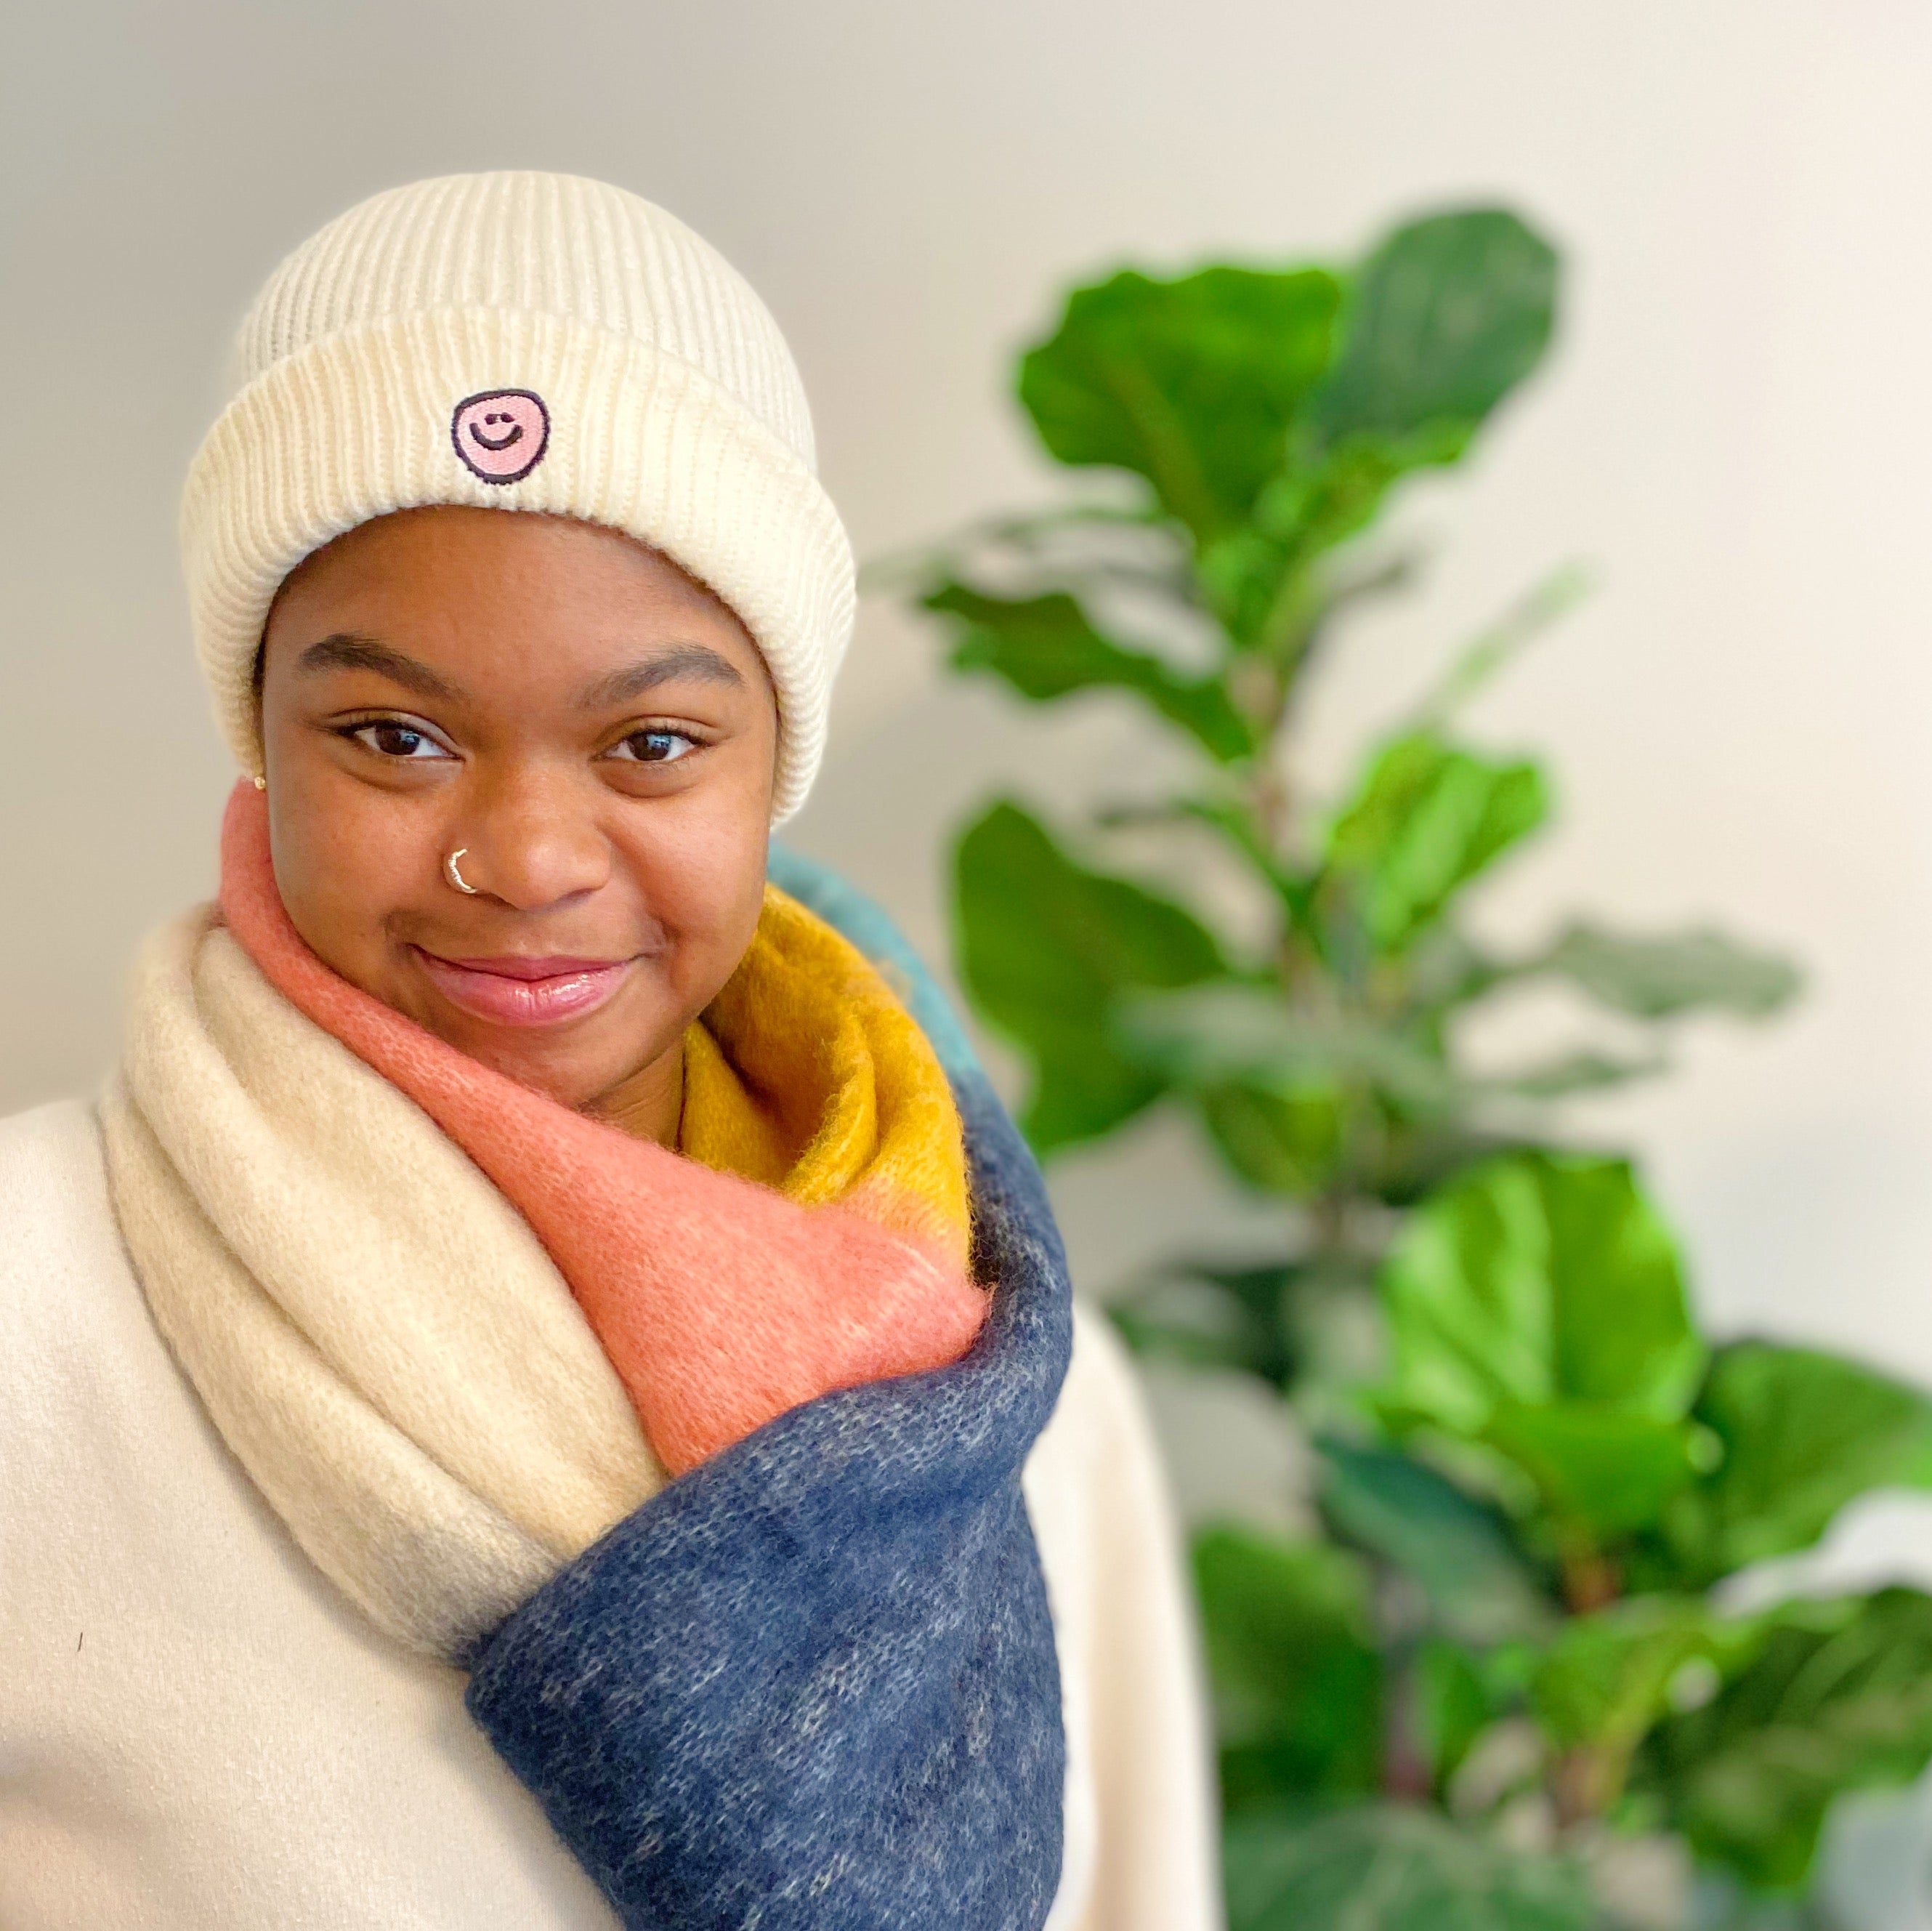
[411,947,633,1027]
[469,422,525,451]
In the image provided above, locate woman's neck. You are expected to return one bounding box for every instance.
[586,1036,687,1148]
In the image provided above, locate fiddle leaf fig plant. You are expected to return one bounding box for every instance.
[892,204,1932,1928]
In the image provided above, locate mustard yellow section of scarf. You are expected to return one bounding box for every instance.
[603,885,972,1275]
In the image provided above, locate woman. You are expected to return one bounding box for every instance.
[0,174,1219,1927]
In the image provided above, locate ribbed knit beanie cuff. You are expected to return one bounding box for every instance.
[179,173,854,823]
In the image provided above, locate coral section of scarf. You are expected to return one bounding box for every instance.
[463,1065,1072,1930]
[216,781,985,1475]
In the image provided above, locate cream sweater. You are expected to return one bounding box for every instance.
[0,1100,1223,1930]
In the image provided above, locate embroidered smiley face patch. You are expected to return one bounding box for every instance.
[451,388,551,484]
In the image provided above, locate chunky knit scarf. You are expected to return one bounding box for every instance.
[102,797,1072,1927]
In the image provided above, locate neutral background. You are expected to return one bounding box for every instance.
[9,1,1932,1411]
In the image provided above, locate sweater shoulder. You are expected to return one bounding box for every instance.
[0,1097,145,1384]
[0,1097,120,1281]
[1034,1302,1155,1474]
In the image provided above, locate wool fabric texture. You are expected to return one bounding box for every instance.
[3,1097,1229,1931]
[101,785,986,1658]
[101,837,1074,1926]
[610,885,972,1276]
[466,1063,1071,1930]
[179,171,853,821]
[102,906,658,1658]
[217,781,987,1480]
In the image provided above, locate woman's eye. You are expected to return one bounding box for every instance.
[348,722,452,760]
[609,729,698,765]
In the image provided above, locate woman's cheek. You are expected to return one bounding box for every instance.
[270,775,434,988]
[622,833,764,994]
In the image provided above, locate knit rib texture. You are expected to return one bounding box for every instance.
[180,172,854,821]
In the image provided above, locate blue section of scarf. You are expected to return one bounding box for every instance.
[461,846,1074,1930]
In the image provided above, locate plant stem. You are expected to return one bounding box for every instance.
[1560,1547,1620,1615]
[1553,1746,1616,1828]
[1381,1640,1435,1802]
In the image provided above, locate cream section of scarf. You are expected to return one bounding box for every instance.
[101,907,663,1661]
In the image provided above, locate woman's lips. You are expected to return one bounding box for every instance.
[412,948,634,1028]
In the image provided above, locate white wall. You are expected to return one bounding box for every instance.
[6,0,1931,1374]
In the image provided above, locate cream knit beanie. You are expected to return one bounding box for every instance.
[180,172,854,823]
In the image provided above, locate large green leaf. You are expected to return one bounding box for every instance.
[1018,265,1343,540]
[923,581,1256,762]
[1638,1589,1932,1892]
[1122,980,1471,1197]
[1222,1804,1596,1931]
[1194,1524,1383,1808]
[1384,1153,1704,1427]
[1317,1436,1551,1644]
[1195,1079,1349,1198]
[953,800,1225,1154]
[1484,1403,1707,1544]
[1381,1153,1707,1540]
[1651,1343,1932,1589]
[1415,1640,1497,1791]
[1311,208,1558,464]
[1537,923,1803,1023]
[1327,733,1550,955]
[1124,983,1462,1111]
[1481,1047,1670,1102]
[1529,1595,1764,1762]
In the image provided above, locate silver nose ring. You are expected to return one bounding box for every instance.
[445,848,481,895]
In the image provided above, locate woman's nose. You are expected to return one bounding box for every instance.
[458,768,611,912]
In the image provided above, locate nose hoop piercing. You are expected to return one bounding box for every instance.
[445,848,480,895]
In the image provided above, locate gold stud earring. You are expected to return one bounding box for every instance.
[253,774,267,791]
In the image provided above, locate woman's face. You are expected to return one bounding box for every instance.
[257,505,778,1117]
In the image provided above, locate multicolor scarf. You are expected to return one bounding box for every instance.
[218,783,986,1478]
[102,791,1072,1927]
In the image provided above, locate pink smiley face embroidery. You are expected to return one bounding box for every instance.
[451,388,551,484]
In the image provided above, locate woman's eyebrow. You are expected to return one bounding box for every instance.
[296,633,464,703]
[576,645,745,709]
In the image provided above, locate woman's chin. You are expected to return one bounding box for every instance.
[412,993,668,1113]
